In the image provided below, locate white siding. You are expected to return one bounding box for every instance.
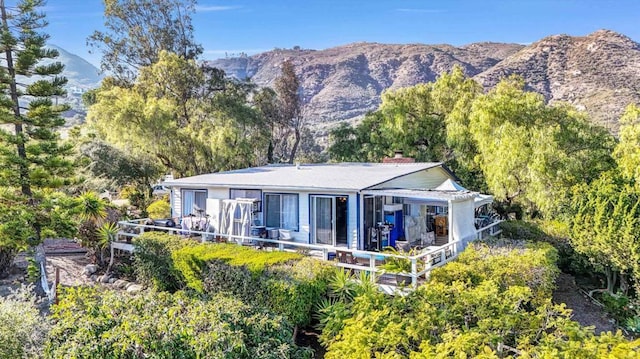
[372,167,452,190]
[171,186,360,249]
[289,191,358,248]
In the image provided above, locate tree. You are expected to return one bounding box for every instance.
[87,51,269,177]
[88,0,202,82]
[569,171,640,293]
[327,66,484,188]
[468,76,615,216]
[273,59,304,163]
[613,104,640,183]
[76,140,162,195]
[0,0,74,275]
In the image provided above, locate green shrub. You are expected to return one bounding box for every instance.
[0,285,49,359]
[46,287,310,359]
[499,220,547,241]
[172,242,302,292]
[132,233,335,328]
[146,199,170,219]
[429,242,559,305]
[132,232,195,291]
[202,256,335,328]
[500,219,593,276]
[321,239,639,358]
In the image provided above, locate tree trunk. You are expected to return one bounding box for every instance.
[0,1,31,199]
[620,273,629,295]
[605,267,617,294]
[288,127,301,164]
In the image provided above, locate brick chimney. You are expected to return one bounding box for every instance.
[382,151,415,163]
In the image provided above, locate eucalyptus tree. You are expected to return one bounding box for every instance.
[613,104,640,183]
[273,59,304,164]
[468,76,615,216]
[0,0,74,274]
[87,51,269,177]
[88,0,202,82]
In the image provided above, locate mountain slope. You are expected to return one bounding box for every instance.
[211,30,640,133]
[475,30,640,132]
[209,42,524,124]
[48,44,102,88]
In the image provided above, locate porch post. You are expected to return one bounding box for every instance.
[447,199,453,244]
[411,257,417,287]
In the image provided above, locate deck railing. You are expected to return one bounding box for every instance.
[114,219,504,291]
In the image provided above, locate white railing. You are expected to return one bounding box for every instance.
[476,219,504,240]
[114,218,505,290]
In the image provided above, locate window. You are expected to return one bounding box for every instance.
[264,193,298,230]
[230,189,262,212]
[182,189,207,217]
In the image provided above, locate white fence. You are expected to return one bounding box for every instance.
[114,219,504,290]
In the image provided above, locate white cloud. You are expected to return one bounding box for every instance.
[195,5,241,12]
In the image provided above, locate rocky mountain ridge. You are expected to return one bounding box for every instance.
[210,30,640,133]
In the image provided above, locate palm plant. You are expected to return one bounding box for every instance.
[76,192,109,264]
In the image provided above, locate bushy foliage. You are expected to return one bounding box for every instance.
[132,233,335,327]
[173,242,302,292]
[320,241,639,358]
[132,232,195,291]
[499,220,592,276]
[46,286,310,359]
[203,256,334,327]
[146,198,170,219]
[0,285,49,358]
[569,171,640,293]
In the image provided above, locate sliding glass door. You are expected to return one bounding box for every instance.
[311,195,348,246]
[312,196,333,245]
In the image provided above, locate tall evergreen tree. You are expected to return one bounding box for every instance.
[88,0,202,82]
[0,0,73,274]
[274,60,304,164]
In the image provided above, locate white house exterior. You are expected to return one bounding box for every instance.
[163,162,495,252]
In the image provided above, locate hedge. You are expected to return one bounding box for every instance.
[132,232,335,328]
[46,287,310,359]
[321,241,640,358]
[172,242,303,292]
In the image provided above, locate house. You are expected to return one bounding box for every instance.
[163,160,498,252]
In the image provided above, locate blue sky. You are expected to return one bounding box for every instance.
[39,0,640,68]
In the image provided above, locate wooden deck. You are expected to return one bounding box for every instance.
[111,219,504,293]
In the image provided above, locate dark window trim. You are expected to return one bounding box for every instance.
[180,188,208,217]
[263,192,300,232]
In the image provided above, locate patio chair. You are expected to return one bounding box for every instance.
[336,250,358,265]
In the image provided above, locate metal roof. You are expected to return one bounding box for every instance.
[361,188,478,204]
[164,162,443,191]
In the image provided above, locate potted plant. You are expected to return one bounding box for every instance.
[380,247,413,286]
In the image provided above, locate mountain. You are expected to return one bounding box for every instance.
[210,30,640,133]
[475,30,640,132]
[209,42,524,126]
[48,44,103,89]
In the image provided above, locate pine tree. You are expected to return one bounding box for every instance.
[0,0,73,274]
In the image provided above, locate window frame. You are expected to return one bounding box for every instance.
[263,192,299,231]
[229,188,262,212]
[181,188,208,217]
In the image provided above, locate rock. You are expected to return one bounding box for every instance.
[126,284,143,293]
[108,277,116,284]
[100,275,110,283]
[211,29,640,135]
[83,264,98,276]
[90,274,97,281]
[113,279,128,289]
